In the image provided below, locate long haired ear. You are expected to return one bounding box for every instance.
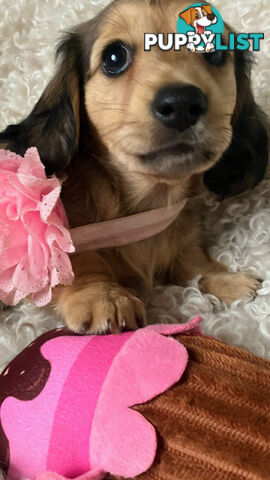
[204,48,269,198]
[0,32,85,175]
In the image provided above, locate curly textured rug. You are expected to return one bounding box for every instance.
[0,0,270,373]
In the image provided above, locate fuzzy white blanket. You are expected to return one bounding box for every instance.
[0,0,270,373]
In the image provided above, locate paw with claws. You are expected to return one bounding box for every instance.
[199,272,260,305]
[57,281,146,334]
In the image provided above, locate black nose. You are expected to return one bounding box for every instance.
[152,85,207,132]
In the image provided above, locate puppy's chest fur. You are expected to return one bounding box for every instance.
[62,157,200,291]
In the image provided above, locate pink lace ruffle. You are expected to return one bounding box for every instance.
[0,147,75,306]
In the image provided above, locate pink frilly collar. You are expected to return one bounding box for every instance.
[0,148,186,307]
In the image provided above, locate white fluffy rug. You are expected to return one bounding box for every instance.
[0,0,270,373]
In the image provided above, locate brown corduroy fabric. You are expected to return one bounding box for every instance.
[109,335,270,480]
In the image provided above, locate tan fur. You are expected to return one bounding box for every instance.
[1,0,260,333]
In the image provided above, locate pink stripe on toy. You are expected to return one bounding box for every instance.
[37,467,105,480]
[46,333,132,478]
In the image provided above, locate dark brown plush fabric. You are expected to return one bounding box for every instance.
[110,335,270,480]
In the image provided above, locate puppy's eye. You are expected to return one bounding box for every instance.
[203,50,227,66]
[195,13,200,18]
[102,42,133,77]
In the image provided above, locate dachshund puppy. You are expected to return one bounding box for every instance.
[0,0,268,333]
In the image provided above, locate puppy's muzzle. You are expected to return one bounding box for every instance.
[152,85,207,132]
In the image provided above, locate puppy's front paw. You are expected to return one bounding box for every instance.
[199,272,260,305]
[57,281,146,334]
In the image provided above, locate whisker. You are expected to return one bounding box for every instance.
[91,99,130,108]
[89,107,130,115]
[97,120,140,139]
[129,75,151,90]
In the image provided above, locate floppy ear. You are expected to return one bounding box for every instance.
[0,8,105,176]
[204,48,269,198]
[179,9,193,26]
[0,32,85,175]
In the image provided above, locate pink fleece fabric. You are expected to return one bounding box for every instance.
[46,334,131,477]
[1,336,90,480]
[90,325,191,478]
[1,318,201,480]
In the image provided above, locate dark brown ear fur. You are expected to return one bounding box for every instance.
[204,49,269,198]
[0,15,103,175]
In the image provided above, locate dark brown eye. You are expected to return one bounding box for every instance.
[102,42,133,77]
[204,50,227,66]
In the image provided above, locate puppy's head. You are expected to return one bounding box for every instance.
[0,0,268,197]
[83,0,236,186]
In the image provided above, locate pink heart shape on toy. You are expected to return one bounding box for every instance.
[89,324,195,477]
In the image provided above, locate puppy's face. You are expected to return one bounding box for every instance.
[84,0,236,183]
[3,0,265,201]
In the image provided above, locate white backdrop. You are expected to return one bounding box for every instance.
[0,0,270,371]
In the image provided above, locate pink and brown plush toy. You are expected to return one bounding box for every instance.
[0,318,200,480]
[1,317,270,480]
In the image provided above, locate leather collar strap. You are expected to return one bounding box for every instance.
[70,200,187,253]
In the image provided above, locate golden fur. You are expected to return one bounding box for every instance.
[1,0,268,333]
